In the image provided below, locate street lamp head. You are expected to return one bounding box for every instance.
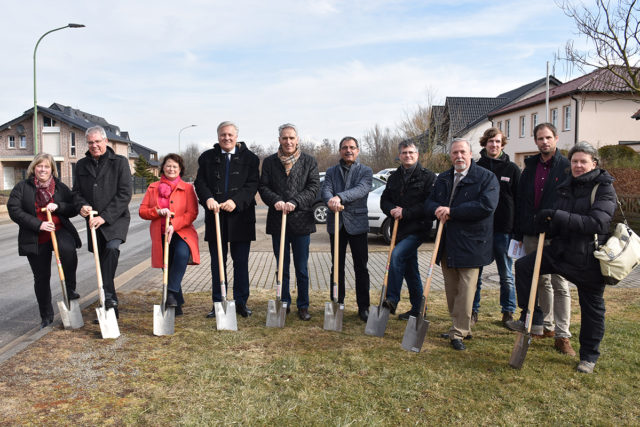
[68,23,85,28]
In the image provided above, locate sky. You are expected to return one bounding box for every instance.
[0,0,589,155]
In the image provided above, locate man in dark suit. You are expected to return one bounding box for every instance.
[73,125,132,313]
[321,136,373,322]
[425,138,499,351]
[194,121,259,318]
[380,141,436,320]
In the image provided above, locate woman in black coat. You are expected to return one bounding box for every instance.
[515,141,616,374]
[7,153,82,328]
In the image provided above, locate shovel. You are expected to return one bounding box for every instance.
[153,213,175,336]
[324,207,344,332]
[401,220,444,352]
[213,211,238,331]
[266,211,289,328]
[365,218,399,337]
[41,208,84,329]
[90,211,120,339]
[509,232,545,369]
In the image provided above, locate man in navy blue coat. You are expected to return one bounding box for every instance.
[321,136,372,322]
[425,138,499,350]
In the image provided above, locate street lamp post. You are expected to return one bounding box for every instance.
[33,23,85,155]
[178,124,197,154]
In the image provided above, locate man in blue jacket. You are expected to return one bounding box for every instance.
[425,138,499,351]
[321,136,372,322]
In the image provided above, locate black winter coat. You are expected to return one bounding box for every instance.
[8,177,82,256]
[194,142,259,242]
[259,152,320,235]
[380,162,436,242]
[73,146,132,247]
[516,149,569,238]
[547,169,616,287]
[477,149,521,233]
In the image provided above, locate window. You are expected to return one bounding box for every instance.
[71,162,77,185]
[551,108,558,128]
[519,116,525,138]
[70,132,76,156]
[563,105,571,131]
[531,113,538,134]
[497,121,502,131]
[8,135,15,148]
[505,119,511,138]
[43,116,57,127]
[19,136,26,148]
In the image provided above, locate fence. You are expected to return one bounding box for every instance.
[132,176,149,195]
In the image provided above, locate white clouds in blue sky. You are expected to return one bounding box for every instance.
[0,0,585,154]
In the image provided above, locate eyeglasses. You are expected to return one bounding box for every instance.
[400,151,417,155]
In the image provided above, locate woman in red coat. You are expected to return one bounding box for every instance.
[139,154,200,315]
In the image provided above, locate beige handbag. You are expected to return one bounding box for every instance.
[591,184,640,285]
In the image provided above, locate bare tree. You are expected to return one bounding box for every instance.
[360,124,399,172]
[180,143,202,181]
[558,0,640,95]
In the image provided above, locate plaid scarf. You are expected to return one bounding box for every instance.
[277,146,301,176]
[34,177,55,209]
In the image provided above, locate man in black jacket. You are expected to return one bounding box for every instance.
[508,123,574,356]
[472,127,520,327]
[73,125,132,313]
[259,123,320,321]
[194,121,259,318]
[380,141,436,320]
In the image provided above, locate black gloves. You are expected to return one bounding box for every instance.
[533,209,555,233]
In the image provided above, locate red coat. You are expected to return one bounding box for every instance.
[139,180,200,268]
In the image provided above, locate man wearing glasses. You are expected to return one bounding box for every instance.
[321,136,373,322]
[380,141,436,320]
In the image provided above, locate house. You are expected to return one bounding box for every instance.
[488,67,640,166]
[431,76,563,155]
[0,103,158,190]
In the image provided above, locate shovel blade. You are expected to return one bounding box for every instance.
[323,301,344,332]
[153,305,175,336]
[509,331,531,369]
[266,299,287,328]
[364,304,390,337]
[214,300,238,331]
[401,315,430,353]
[95,307,120,339]
[58,299,84,329]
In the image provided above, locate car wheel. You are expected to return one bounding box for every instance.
[382,218,391,244]
[313,203,328,224]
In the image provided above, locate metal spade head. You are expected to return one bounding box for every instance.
[58,299,84,329]
[401,315,430,353]
[509,331,531,369]
[214,300,238,331]
[364,304,390,337]
[266,299,287,328]
[153,304,175,336]
[323,301,344,332]
[95,306,120,339]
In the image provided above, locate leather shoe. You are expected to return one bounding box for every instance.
[104,298,118,310]
[501,312,514,327]
[67,289,80,300]
[286,305,291,314]
[298,308,311,321]
[93,307,118,324]
[236,304,252,318]
[450,339,466,351]
[205,306,216,318]
[175,305,183,316]
[358,309,369,322]
[381,299,397,315]
[398,310,418,321]
[165,293,178,308]
[440,333,472,340]
[40,317,53,329]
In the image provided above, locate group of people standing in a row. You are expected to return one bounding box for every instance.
[9,120,615,374]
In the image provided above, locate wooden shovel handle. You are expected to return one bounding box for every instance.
[277,211,287,283]
[89,210,105,305]
[524,232,546,333]
[214,211,226,283]
[163,213,174,285]
[382,218,400,291]
[41,208,65,281]
[332,207,343,284]
[421,220,444,315]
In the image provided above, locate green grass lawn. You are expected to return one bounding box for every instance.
[1,288,639,425]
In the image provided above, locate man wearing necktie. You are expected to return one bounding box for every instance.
[425,138,499,351]
[194,121,260,319]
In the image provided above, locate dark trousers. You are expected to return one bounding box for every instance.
[208,239,251,306]
[93,232,122,302]
[163,235,191,306]
[329,228,370,311]
[515,251,606,362]
[26,227,78,321]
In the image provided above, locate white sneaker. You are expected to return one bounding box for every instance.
[577,360,596,374]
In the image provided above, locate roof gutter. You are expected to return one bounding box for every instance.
[571,95,580,146]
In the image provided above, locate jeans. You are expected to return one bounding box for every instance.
[385,234,423,314]
[271,233,310,309]
[472,232,516,314]
[163,235,191,306]
[208,240,251,306]
[329,228,370,311]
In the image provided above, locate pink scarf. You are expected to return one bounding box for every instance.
[158,175,181,209]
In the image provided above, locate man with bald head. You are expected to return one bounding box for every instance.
[425,138,499,351]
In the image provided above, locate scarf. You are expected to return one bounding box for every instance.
[278,146,301,176]
[158,175,181,209]
[34,177,55,209]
